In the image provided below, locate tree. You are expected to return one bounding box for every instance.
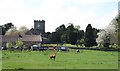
[69,31,78,45]
[16,40,24,49]
[6,42,13,48]
[5,26,29,35]
[92,28,99,46]
[2,27,6,35]
[96,30,106,45]
[5,26,18,35]
[96,15,118,48]
[84,24,97,47]
[49,23,84,45]
[44,32,51,44]
[55,24,66,34]
[55,24,66,43]
[45,32,51,38]
[49,32,61,43]
[18,26,29,34]
[111,15,119,46]
[97,30,112,47]
[76,38,85,47]
[66,23,76,32]
[103,32,111,48]
[116,18,120,47]
[76,30,84,40]
[4,23,14,29]
[66,24,76,44]
[75,25,80,30]
[2,22,14,35]
[61,33,67,44]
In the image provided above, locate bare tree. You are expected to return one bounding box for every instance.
[5,26,18,35]
[18,26,29,34]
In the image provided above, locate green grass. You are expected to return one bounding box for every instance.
[0,51,2,70]
[2,50,118,69]
[42,43,77,47]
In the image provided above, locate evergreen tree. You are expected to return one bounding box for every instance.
[49,32,61,43]
[49,23,84,45]
[84,24,97,47]
[2,23,14,35]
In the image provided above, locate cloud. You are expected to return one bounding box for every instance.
[32,0,97,31]
[74,0,119,5]
[98,9,118,29]
[0,0,118,32]
[0,0,34,29]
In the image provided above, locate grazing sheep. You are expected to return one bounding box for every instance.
[76,49,80,53]
[50,53,56,61]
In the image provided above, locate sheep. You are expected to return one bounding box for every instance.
[50,53,56,61]
[76,49,80,53]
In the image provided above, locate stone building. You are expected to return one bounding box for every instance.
[0,26,2,35]
[0,35,42,47]
[0,26,2,47]
[34,20,45,33]
[25,20,45,35]
[0,20,45,48]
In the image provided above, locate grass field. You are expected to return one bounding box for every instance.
[0,51,2,70]
[2,50,118,69]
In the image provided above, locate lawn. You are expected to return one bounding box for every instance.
[2,50,118,69]
[0,51,2,70]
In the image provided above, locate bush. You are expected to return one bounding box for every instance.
[16,40,24,48]
[6,42,13,48]
[109,44,118,49]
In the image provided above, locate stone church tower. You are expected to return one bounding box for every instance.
[25,20,45,35]
[34,20,45,34]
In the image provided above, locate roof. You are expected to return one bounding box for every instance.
[2,35,18,42]
[25,28,42,35]
[0,35,42,42]
[19,35,42,42]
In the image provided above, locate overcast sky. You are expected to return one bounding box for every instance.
[0,0,119,32]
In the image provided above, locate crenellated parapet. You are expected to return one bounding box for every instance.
[34,20,45,34]
[34,20,45,22]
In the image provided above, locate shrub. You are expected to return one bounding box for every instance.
[6,42,13,48]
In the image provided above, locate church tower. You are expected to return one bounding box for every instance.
[34,20,45,34]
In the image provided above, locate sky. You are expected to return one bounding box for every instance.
[0,0,119,32]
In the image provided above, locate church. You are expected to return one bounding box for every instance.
[0,20,45,48]
[25,20,45,35]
